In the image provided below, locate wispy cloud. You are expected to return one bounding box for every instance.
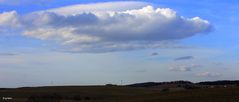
[0,0,52,5]
[0,1,212,53]
[0,53,17,56]
[196,72,222,77]
[135,69,147,73]
[174,56,194,61]
[47,1,150,15]
[169,64,202,72]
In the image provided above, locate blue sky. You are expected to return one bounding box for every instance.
[0,0,239,88]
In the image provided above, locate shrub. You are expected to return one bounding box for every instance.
[73,95,82,101]
[84,96,91,100]
[161,88,169,92]
[26,94,61,102]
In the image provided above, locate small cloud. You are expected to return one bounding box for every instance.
[212,62,224,66]
[151,52,158,56]
[196,72,222,77]
[174,56,194,61]
[135,69,147,73]
[169,64,201,72]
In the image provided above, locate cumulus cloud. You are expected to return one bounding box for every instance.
[174,56,194,61]
[196,72,222,77]
[0,11,19,27]
[0,1,212,53]
[169,64,202,72]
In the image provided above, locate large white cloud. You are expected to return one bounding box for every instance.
[0,1,212,53]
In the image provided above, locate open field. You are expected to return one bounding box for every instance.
[0,85,239,102]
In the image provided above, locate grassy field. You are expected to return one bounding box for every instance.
[0,86,239,102]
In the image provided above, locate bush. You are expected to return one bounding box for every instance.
[161,88,169,92]
[26,93,61,102]
[84,96,91,100]
[183,85,199,89]
[73,95,82,101]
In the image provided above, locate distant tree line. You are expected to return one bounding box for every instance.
[196,80,239,85]
[127,80,193,87]
[127,80,239,88]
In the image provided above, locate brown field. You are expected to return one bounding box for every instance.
[0,86,239,102]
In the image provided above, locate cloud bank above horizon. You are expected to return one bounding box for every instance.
[0,1,212,53]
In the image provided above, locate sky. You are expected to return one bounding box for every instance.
[0,0,239,88]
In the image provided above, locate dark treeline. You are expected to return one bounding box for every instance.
[197,80,239,85]
[127,80,239,87]
[127,80,192,87]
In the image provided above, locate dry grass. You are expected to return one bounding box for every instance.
[0,86,239,102]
